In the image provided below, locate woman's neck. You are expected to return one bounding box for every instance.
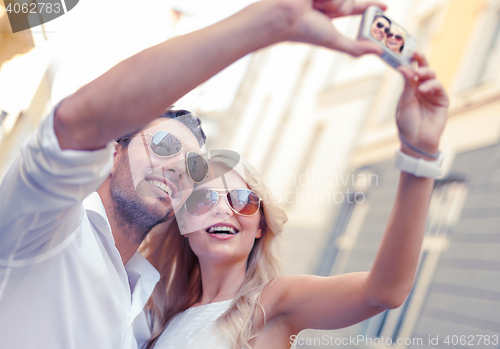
[195,258,247,306]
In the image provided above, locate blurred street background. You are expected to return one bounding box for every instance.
[1,0,499,348]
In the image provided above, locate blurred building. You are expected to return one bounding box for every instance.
[200,0,500,347]
[324,0,500,346]
[0,2,52,179]
[0,0,179,179]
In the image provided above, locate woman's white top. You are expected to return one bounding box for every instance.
[153,299,297,349]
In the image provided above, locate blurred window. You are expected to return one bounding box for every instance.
[362,179,468,344]
[415,12,437,54]
[0,110,7,126]
[455,1,500,91]
[476,15,500,85]
[316,194,369,276]
[286,121,326,208]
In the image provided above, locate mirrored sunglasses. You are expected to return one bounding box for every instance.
[146,130,209,183]
[386,33,404,41]
[185,189,262,217]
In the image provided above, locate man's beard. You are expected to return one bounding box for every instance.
[110,159,173,243]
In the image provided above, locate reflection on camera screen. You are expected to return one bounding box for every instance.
[370,15,407,55]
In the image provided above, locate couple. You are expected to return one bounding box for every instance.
[140,45,448,349]
[0,1,449,349]
[370,14,406,54]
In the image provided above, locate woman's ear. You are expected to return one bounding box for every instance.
[255,226,262,239]
[256,214,265,239]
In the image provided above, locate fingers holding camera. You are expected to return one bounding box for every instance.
[313,0,354,16]
[288,0,387,56]
[397,52,430,81]
[395,53,449,157]
[414,68,446,101]
[397,54,448,108]
[313,0,387,18]
[418,78,441,94]
[418,79,449,110]
[350,1,388,15]
[330,34,384,56]
[413,67,449,107]
[415,67,436,82]
[413,51,429,67]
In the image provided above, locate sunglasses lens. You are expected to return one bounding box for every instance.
[377,22,385,28]
[187,152,209,183]
[151,131,182,156]
[395,35,403,41]
[185,189,218,216]
[227,190,260,216]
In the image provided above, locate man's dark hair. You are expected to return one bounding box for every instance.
[116,109,206,148]
[374,14,391,26]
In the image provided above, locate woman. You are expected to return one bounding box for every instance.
[386,25,406,54]
[140,53,449,349]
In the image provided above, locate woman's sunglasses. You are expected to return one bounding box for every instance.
[386,33,404,41]
[185,188,262,217]
[142,131,209,183]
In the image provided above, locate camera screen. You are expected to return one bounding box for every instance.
[370,15,407,55]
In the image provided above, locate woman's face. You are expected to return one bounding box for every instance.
[370,17,390,41]
[386,27,405,54]
[182,170,262,264]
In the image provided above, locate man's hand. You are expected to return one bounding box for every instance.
[281,0,387,56]
[396,53,450,159]
[55,0,390,151]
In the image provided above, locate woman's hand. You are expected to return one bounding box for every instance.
[396,53,450,158]
[281,0,387,56]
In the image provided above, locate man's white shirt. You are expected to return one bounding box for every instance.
[0,106,160,349]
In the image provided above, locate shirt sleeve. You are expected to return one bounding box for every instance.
[0,103,115,261]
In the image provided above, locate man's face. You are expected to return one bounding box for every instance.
[110,118,202,239]
[371,18,390,41]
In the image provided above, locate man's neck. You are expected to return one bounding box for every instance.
[96,180,173,265]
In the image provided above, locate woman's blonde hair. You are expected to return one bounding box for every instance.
[140,154,288,349]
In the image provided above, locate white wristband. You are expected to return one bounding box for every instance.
[394,149,444,178]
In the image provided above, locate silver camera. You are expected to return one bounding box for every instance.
[358,6,417,68]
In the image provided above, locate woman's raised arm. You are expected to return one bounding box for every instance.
[263,52,450,335]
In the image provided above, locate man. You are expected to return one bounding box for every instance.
[0,0,385,348]
[370,14,391,41]
[0,108,205,349]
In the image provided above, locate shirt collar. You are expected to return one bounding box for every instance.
[83,191,114,242]
[126,251,161,327]
[83,192,160,289]
[126,251,161,290]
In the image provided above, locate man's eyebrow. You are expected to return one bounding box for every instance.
[141,130,202,154]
